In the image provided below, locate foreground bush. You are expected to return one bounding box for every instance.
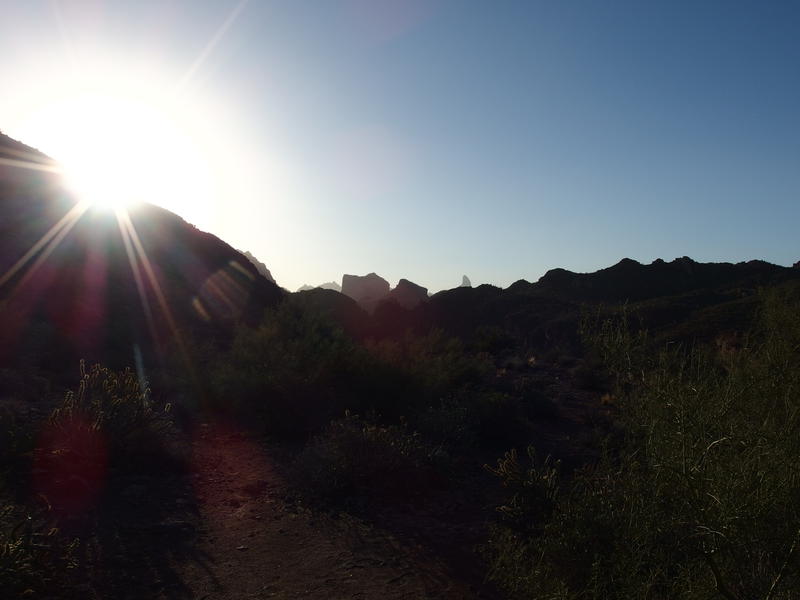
[294,412,444,503]
[213,305,376,436]
[487,292,800,599]
[35,361,175,514]
[214,305,495,440]
[0,504,78,597]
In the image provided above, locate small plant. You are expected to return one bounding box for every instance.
[486,447,560,535]
[0,503,78,598]
[294,412,444,504]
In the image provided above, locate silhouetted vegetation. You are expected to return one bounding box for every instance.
[486,290,800,599]
[4,141,800,597]
[294,411,445,504]
[0,502,79,598]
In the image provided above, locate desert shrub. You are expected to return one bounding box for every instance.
[414,397,475,448]
[366,330,492,400]
[0,503,78,598]
[472,325,517,355]
[487,447,688,600]
[48,361,173,462]
[213,304,385,436]
[487,292,800,599]
[293,412,444,504]
[35,362,176,514]
[412,388,536,452]
[215,307,494,439]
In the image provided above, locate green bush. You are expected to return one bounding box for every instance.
[487,291,800,599]
[213,304,376,436]
[293,412,444,504]
[367,330,491,400]
[35,362,176,514]
[214,307,494,440]
[48,361,173,463]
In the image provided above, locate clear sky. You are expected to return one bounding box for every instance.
[1,1,798,292]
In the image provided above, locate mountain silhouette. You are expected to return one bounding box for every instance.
[241,250,276,284]
[0,132,283,376]
[384,278,428,309]
[535,256,790,303]
[341,272,390,312]
[4,130,799,376]
[295,281,341,293]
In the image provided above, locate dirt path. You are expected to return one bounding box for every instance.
[173,423,493,599]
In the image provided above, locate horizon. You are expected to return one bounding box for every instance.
[1,1,798,292]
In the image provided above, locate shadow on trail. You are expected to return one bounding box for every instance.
[57,460,218,598]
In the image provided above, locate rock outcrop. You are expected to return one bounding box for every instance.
[242,250,276,284]
[386,278,428,309]
[341,273,390,312]
[296,282,341,293]
[460,275,472,287]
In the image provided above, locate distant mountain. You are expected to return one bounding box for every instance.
[309,256,800,354]
[0,132,283,376]
[241,250,276,284]
[318,281,342,292]
[296,281,341,293]
[416,256,800,350]
[535,257,789,303]
[339,274,430,312]
[385,278,428,309]
[290,287,369,338]
[341,273,390,313]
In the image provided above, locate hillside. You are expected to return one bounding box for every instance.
[0,132,283,378]
[300,256,800,354]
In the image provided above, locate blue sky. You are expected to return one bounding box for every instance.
[1,1,798,292]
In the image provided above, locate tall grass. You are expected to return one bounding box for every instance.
[487,290,800,599]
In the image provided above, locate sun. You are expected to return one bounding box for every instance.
[57,95,143,210]
[5,51,263,237]
[51,92,211,214]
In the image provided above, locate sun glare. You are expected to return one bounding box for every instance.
[5,47,266,247]
[46,92,209,214]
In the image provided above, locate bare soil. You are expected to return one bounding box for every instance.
[170,422,499,599]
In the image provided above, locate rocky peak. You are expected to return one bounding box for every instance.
[341,273,390,312]
[241,250,276,284]
[387,278,429,309]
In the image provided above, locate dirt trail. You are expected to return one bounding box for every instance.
[173,423,492,599]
